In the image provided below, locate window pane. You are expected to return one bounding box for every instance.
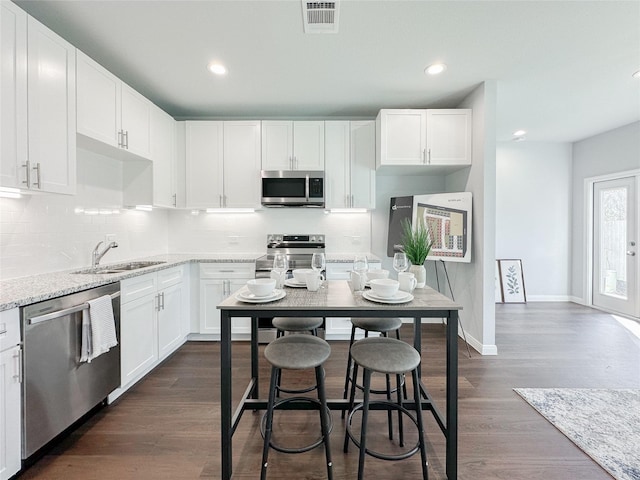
[599,187,627,298]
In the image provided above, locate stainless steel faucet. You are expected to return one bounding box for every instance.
[92,241,118,268]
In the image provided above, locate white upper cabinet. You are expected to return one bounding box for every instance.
[223,121,261,208]
[0,1,28,190]
[325,120,375,209]
[376,108,472,172]
[185,121,223,208]
[77,50,152,160]
[425,109,472,165]
[150,105,177,207]
[262,121,324,171]
[184,121,260,209]
[1,4,76,194]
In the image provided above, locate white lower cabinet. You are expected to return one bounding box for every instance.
[325,262,381,339]
[118,266,186,393]
[0,308,21,480]
[199,263,254,338]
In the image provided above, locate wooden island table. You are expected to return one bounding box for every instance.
[217,280,462,479]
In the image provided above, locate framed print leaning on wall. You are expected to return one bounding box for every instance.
[498,259,526,303]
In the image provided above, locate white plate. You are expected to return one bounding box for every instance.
[284,279,307,288]
[363,291,413,304]
[236,289,286,303]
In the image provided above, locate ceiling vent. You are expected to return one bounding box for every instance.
[302,1,340,34]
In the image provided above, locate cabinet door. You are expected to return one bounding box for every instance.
[324,121,350,208]
[261,121,293,170]
[121,83,151,159]
[185,121,224,208]
[293,121,324,170]
[223,121,261,208]
[199,279,224,335]
[26,16,76,194]
[350,120,376,209]
[120,293,159,387]
[0,2,27,190]
[158,282,184,359]
[228,279,251,335]
[0,346,21,480]
[376,109,426,166]
[151,106,176,207]
[76,51,121,148]
[426,109,472,165]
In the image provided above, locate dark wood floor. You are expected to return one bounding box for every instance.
[19,303,640,479]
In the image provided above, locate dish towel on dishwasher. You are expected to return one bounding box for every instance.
[80,295,118,363]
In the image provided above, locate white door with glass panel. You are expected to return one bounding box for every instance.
[593,176,638,317]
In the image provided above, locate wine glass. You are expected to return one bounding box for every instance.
[272,253,288,288]
[353,254,368,294]
[393,252,409,278]
[311,252,326,288]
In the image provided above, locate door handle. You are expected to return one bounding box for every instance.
[627,251,636,256]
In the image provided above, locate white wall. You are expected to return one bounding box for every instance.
[0,149,169,280]
[571,121,640,301]
[167,207,372,255]
[496,142,573,301]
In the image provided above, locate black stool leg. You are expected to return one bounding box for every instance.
[396,373,405,447]
[316,365,333,480]
[342,324,357,419]
[412,368,429,480]
[344,362,359,453]
[261,365,279,480]
[357,368,372,480]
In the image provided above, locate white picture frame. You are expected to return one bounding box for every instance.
[498,259,526,303]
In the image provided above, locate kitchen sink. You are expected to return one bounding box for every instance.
[73,261,166,274]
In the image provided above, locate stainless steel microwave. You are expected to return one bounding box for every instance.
[261,170,325,207]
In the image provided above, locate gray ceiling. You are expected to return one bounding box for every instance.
[14,0,640,143]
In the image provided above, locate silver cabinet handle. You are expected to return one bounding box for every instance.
[172,193,177,207]
[125,131,130,149]
[118,130,123,148]
[22,161,31,186]
[422,149,426,164]
[14,349,23,383]
[427,148,431,164]
[33,163,41,188]
[161,292,165,310]
[156,293,162,311]
[628,251,636,256]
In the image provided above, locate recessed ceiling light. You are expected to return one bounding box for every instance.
[513,130,527,137]
[425,63,447,75]
[633,70,640,79]
[207,62,227,76]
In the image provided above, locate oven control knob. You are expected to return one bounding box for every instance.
[310,235,316,242]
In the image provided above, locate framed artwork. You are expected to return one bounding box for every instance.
[495,260,504,303]
[498,259,526,303]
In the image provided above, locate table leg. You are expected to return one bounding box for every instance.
[413,316,422,378]
[446,310,458,479]
[251,316,259,399]
[221,309,232,480]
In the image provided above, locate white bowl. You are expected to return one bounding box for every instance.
[292,268,314,283]
[366,269,389,281]
[246,278,276,297]
[369,278,399,298]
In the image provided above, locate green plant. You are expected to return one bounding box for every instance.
[400,218,432,265]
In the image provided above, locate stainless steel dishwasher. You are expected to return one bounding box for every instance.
[21,283,121,459]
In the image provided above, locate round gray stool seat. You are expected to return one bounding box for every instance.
[351,317,402,333]
[350,337,420,374]
[265,335,331,370]
[272,316,324,332]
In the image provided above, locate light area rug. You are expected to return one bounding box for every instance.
[514,388,640,480]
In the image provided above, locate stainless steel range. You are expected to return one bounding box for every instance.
[255,233,326,342]
[255,233,326,278]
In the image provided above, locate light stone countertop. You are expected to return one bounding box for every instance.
[0,252,381,311]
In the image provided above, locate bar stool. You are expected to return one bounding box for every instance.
[272,316,324,395]
[261,334,333,480]
[342,317,407,441]
[344,336,428,480]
